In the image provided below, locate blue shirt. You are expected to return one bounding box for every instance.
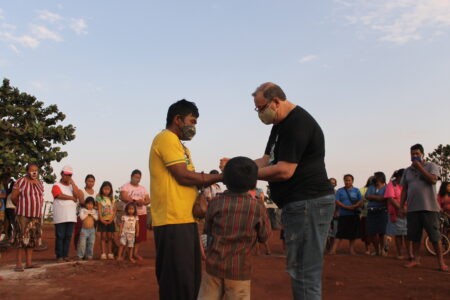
[366,185,387,208]
[335,187,362,216]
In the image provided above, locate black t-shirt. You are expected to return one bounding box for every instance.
[264,106,334,208]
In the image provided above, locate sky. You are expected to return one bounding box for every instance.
[1,0,449,201]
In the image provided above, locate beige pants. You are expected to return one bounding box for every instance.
[197,271,250,300]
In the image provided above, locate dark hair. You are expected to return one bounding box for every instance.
[209,169,219,175]
[393,168,405,180]
[252,82,286,101]
[373,172,386,184]
[343,174,354,181]
[438,181,449,197]
[410,143,424,154]
[125,201,138,216]
[26,163,39,172]
[365,176,374,188]
[85,174,95,182]
[85,197,95,206]
[223,156,258,193]
[166,99,199,128]
[131,169,141,177]
[99,181,114,199]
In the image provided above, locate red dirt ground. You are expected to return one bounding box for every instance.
[0,224,449,300]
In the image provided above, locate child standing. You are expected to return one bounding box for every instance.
[117,202,139,262]
[198,157,271,300]
[77,197,98,260]
[96,181,116,260]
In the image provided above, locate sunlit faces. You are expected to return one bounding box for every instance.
[253,93,277,125]
[131,174,141,186]
[410,149,424,162]
[85,177,95,189]
[101,184,111,196]
[28,165,39,180]
[177,114,197,141]
[344,175,354,189]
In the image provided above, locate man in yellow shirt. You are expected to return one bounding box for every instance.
[149,99,222,300]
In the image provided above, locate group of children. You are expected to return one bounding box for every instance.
[77,181,139,262]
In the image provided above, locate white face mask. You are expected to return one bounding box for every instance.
[258,106,277,125]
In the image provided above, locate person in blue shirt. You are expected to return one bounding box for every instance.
[365,171,388,256]
[330,174,362,255]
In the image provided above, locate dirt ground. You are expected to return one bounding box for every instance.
[0,224,449,300]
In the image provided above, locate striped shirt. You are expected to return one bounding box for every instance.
[13,177,44,218]
[204,191,271,280]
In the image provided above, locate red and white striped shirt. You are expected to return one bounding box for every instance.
[13,177,44,218]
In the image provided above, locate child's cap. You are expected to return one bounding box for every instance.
[223,156,258,193]
[85,197,95,205]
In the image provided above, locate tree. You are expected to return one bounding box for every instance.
[426,144,450,182]
[0,78,76,183]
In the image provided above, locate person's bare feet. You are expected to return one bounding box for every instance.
[117,256,124,261]
[130,257,136,263]
[134,254,143,261]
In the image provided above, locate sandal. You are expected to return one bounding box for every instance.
[25,264,41,269]
[14,266,24,272]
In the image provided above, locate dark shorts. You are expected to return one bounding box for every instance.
[135,215,147,243]
[97,221,116,233]
[406,211,440,243]
[366,208,388,235]
[336,215,360,239]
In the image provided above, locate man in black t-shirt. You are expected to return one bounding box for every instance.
[251,82,335,300]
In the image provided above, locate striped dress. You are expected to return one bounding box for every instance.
[14,177,44,218]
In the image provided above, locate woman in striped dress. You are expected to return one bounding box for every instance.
[11,163,44,271]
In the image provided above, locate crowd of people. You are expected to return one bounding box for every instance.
[1,82,449,300]
[0,166,151,271]
[326,144,449,274]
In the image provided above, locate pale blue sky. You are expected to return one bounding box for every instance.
[1,1,449,199]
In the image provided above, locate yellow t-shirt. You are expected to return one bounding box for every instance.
[149,129,198,226]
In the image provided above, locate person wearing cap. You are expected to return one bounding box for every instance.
[51,165,84,262]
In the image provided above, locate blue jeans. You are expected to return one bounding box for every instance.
[55,222,75,259]
[77,227,96,258]
[281,194,335,300]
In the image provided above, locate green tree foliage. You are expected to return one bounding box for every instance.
[0,78,76,183]
[426,144,450,182]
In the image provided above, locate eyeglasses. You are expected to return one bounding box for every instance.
[254,100,272,113]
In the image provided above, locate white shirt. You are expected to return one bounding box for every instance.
[52,182,77,224]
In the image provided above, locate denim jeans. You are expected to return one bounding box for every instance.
[281,194,335,300]
[55,222,75,259]
[77,227,96,259]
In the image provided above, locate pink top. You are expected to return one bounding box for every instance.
[13,177,44,218]
[120,183,149,215]
[384,181,403,222]
[438,194,450,214]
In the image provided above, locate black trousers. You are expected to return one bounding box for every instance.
[153,223,201,300]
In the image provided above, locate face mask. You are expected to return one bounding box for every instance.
[180,125,196,141]
[258,106,277,125]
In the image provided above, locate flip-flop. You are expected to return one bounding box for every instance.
[14,266,24,272]
[25,264,41,269]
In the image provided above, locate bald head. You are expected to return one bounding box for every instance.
[252,82,287,101]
